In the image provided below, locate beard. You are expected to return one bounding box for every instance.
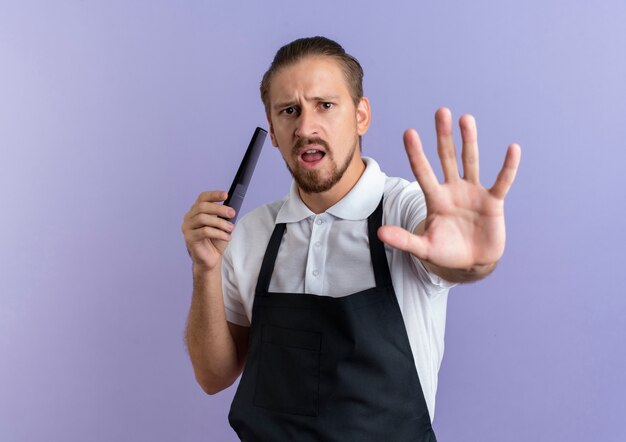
[284,136,359,194]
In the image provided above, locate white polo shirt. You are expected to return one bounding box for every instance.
[222,156,455,421]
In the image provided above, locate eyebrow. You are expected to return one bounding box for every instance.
[272,95,340,111]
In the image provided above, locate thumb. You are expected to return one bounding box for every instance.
[377,225,429,260]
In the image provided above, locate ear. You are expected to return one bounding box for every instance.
[356,96,371,136]
[266,113,279,147]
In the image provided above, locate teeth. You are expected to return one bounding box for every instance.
[305,149,319,154]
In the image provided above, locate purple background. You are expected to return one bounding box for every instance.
[1,1,625,441]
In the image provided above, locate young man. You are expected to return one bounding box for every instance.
[182,36,520,441]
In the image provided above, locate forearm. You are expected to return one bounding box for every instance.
[185,262,241,394]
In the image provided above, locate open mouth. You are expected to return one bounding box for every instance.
[301,149,326,163]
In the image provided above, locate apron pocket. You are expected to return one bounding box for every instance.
[253,324,321,417]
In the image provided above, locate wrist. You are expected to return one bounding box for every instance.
[193,260,221,279]
[468,261,497,276]
[424,260,498,284]
[450,261,498,283]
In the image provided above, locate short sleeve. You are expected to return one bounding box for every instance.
[410,255,458,290]
[392,181,458,291]
[221,245,251,327]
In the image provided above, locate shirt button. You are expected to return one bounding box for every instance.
[312,270,320,277]
[315,218,324,225]
[314,241,321,247]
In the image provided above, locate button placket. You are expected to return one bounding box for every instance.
[304,214,330,294]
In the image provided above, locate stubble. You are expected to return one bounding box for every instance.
[284,136,358,194]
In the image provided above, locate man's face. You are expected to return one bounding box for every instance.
[266,56,370,194]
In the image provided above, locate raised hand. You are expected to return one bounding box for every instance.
[378,108,521,281]
[181,191,236,272]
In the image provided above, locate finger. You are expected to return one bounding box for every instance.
[489,143,521,200]
[435,107,460,182]
[192,201,236,220]
[459,114,480,184]
[186,213,235,232]
[186,226,232,244]
[403,129,440,195]
[196,190,229,203]
[377,225,430,261]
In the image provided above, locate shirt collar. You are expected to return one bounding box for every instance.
[275,157,386,223]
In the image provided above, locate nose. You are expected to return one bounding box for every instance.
[294,107,319,139]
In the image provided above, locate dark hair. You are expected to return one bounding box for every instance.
[260,36,364,116]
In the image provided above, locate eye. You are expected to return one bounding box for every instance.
[320,102,334,110]
[281,106,298,116]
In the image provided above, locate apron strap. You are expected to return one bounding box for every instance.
[367,197,393,288]
[255,222,287,294]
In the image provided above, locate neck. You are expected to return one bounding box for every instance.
[298,157,366,214]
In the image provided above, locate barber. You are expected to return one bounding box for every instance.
[182,36,520,441]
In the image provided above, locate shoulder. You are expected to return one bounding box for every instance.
[222,196,287,284]
[236,197,285,229]
[230,197,286,246]
[382,175,420,200]
[360,157,425,218]
[223,195,284,257]
[381,175,427,231]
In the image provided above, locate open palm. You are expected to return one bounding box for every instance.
[378,108,521,273]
